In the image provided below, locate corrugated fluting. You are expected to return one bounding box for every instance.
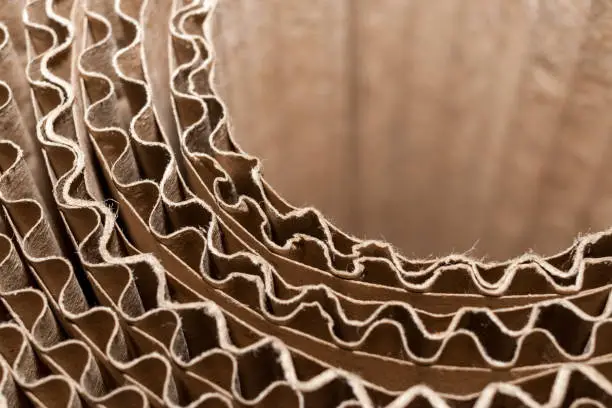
[0,0,610,407]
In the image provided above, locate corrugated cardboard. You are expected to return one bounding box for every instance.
[0,0,609,407]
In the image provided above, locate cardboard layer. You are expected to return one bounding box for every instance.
[212,0,612,261]
[0,0,610,407]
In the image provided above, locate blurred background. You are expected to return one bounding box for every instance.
[211,0,612,261]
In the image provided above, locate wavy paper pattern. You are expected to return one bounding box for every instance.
[0,0,609,407]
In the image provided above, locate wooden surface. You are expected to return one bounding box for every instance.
[211,0,612,260]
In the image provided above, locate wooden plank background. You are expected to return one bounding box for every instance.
[210,0,612,261]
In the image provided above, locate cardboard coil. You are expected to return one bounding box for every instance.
[0,0,610,407]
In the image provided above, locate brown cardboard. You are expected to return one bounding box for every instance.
[0,0,610,407]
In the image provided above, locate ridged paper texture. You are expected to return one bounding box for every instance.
[0,1,608,407]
